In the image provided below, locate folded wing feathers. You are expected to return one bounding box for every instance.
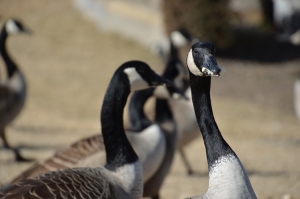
[11,135,105,184]
[2,167,117,199]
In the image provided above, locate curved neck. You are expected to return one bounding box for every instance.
[0,27,18,78]
[154,65,174,123]
[129,88,153,132]
[189,71,234,170]
[166,41,190,92]
[170,41,179,59]
[155,98,173,123]
[163,42,180,81]
[101,71,138,170]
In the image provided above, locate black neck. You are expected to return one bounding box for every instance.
[101,71,138,170]
[154,62,174,123]
[170,41,178,59]
[0,27,17,78]
[166,41,190,92]
[189,71,235,169]
[163,42,180,81]
[129,89,153,132]
[155,98,173,123]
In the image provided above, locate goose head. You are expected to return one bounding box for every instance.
[187,42,221,77]
[122,61,173,91]
[5,19,31,35]
[170,28,198,48]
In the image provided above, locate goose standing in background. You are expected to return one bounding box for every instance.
[0,61,173,199]
[127,85,185,183]
[8,69,183,185]
[154,29,200,175]
[294,74,300,120]
[0,19,31,162]
[141,44,190,198]
[185,42,257,199]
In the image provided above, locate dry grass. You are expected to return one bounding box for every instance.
[0,0,300,198]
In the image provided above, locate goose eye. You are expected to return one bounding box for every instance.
[194,49,199,54]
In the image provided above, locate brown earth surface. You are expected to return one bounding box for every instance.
[0,0,300,199]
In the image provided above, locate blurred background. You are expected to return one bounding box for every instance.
[0,0,300,198]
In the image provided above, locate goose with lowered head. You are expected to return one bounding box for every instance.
[9,77,184,185]
[0,60,173,199]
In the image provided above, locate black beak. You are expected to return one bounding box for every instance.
[149,73,174,87]
[202,54,221,76]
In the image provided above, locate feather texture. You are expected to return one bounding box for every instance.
[11,135,106,183]
[2,167,119,199]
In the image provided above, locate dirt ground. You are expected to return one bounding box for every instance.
[0,0,300,199]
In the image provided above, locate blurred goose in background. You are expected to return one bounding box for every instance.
[151,28,198,63]
[153,29,200,175]
[185,42,256,199]
[0,61,173,199]
[142,39,191,198]
[0,19,31,162]
[127,85,185,183]
[294,74,300,120]
[9,70,183,185]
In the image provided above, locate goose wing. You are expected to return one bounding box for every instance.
[1,167,117,199]
[11,134,106,184]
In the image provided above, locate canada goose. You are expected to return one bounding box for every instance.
[127,85,185,183]
[142,51,188,199]
[151,29,200,175]
[0,61,173,199]
[8,82,183,186]
[167,31,200,175]
[0,19,31,162]
[185,42,257,199]
[294,74,300,120]
[151,28,198,64]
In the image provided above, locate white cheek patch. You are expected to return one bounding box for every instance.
[153,86,170,99]
[124,68,149,91]
[170,31,188,48]
[5,20,21,35]
[187,49,204,76]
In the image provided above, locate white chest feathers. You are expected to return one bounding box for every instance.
[127,124,166,182]
[205,154,257,199]
[112,161,143,199]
